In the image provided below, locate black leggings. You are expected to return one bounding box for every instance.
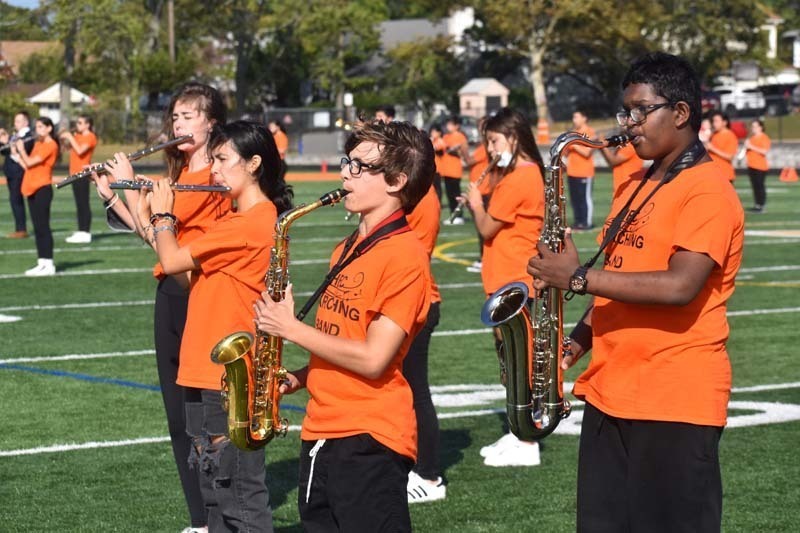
[748,167,767,207]
[402,302,441,480]
[71,177,92,232]
[443,177,462,215]
[26,185,53,258]
[154,276,207,527]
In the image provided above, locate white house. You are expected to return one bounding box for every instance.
[27,82,91,125]
[458,78,509,118]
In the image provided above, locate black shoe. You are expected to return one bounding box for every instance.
[747,206,765,214]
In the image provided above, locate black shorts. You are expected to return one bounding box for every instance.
[299,433,413,532]
[577,402,723,533]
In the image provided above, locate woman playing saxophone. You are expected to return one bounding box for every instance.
[143,120,292,532]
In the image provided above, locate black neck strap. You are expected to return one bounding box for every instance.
[564,139,707,300]
[296,209,411,321]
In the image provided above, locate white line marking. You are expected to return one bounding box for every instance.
[0,350,154,365]
[0,300,154,312]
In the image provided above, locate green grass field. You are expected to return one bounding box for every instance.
[1,170,799,532]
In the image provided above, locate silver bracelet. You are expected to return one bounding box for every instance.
[153,224,176,237]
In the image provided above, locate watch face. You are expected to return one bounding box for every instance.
[570,275,586,293]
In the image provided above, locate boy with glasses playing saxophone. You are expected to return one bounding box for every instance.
[528,52,744,533]
[255,120,434,532]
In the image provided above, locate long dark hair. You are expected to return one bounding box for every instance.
[162,82,227,180]
[35,116,60,160]
[208,121,294,214]
[483,108,544,177]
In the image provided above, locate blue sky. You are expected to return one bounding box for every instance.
[5,0,39,8]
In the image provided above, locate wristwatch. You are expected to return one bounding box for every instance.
[569,266,589,295]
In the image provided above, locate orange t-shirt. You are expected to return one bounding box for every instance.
[611,143,644,196]
[431,137,446,176]
[302,229,431,460]
[21,138,58,197]
[273,130,289,160]
[440,131,467,179]
[68,131,97,174]
[406,185,441,303]
[482,163,544,295]
[574,160,744,427]
[709,128,738,181]
[152,165,232,279]
[745,132,770,171]
[566,125,596,178]
[177,201,278,389]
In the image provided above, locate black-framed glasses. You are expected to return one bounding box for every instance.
[616,102,675,126]
[340,156,381,177]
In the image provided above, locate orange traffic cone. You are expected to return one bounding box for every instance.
[779,167,798,183]
[536,118,550,145]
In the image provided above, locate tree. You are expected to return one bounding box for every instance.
[0,2,49,40]
[379,36,466,117]
[283,0,389,109]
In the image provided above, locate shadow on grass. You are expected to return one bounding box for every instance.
[268,455,303,532]
[55,259,103,271]
[440,427,473,479]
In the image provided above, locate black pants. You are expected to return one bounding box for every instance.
[577,402,723,533]
[433,173,443,204]
[443,177,461,215]
[299,434,413,532]
[748,167,767,207]
[5,166,27,231]
[568,176,593,228]
[185,389,272,533]
[26,186,53,258]
[154,276,207,528]
[71,176,92,232]
[402,301,441,481]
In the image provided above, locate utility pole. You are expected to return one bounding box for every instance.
[168,0,175,64]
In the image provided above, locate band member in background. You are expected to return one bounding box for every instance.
[374,104,396,123]
[465,118,492,273]
[141,121,292,532]
[528,52,743,533]
[565,109,596,230]
[267,119,288,182]
[14,117,59,276]
[744,118,771,213]
[254,120,433,532]
[404,180,446,504]
[430,123,446,202]
[599,133,645,197]
[441,116,469,224]
[705,110,737,182]
[464,107,545,467]
[0,111,34,238]
[60,115,98,244]
[98,82,231,533]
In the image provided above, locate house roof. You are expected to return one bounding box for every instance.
[379,19,449,50]
[458,78,509,96]
[28,82,91,105]
[0,41,62,76]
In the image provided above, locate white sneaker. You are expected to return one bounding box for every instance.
[25,259,55,277]
[407,471,446,504]
[181,528,208,533]
[483,440,541,467]
[451,216,465,225]
[66,231,92,243]
[479,432,520,458]
[466,261,482,273]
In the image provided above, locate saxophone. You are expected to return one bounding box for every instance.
[210,188,349,450]
[480,132,631,441]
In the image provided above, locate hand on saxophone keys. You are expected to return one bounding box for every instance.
[253,282,298,341]
[526,227,582,292]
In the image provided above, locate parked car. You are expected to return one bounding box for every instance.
[701,90,721,113]
[759,84,796,116]
[712,86,765,117]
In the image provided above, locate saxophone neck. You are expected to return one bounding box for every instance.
[549,131,632,166]
[276,189,349,236]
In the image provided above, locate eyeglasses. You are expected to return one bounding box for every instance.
[616,102,674,126]
[340,156,381,177]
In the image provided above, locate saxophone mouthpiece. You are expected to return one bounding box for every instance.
[319,188,349,206]
[604,134,632,147]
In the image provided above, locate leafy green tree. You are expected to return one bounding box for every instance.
[281,0,389,109]
[18,50,64,84]
[0,2,49,40]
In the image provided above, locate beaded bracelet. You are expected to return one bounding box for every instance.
[150,212,177,225]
